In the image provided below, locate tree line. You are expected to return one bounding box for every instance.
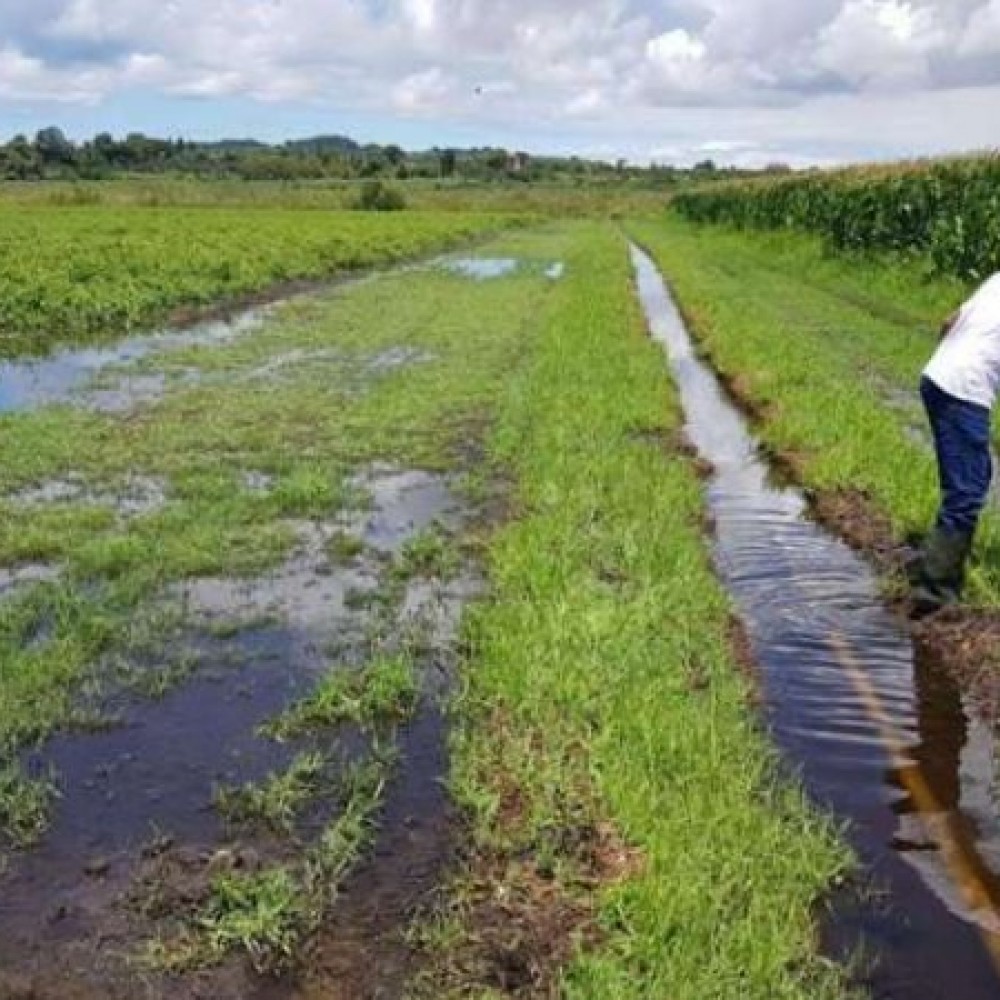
[0,127,759,185]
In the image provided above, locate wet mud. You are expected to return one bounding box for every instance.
[0,464,484,999]
[633,244,1000,999]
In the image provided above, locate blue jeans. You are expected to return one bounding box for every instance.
[921,376,993,534]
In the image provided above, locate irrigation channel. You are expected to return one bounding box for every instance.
[632,244,1000,999]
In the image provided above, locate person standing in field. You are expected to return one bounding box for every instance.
[910,273,1000,613]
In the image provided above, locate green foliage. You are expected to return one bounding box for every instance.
[0,208,510,354]
[214,752,327,833]
[264,655,418,740]
[355,180,407,212]
[673,153,1000,280]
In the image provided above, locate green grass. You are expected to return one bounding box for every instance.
[0,176,671,219]
[395,524,461,581]
[0,762,59,848]
[629,217,1000,603]
[426,223,851,999]
[151,754,389,973]
[214,751,328,834]
[263,655,418,740]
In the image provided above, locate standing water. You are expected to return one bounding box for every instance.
[631,245,1000,999]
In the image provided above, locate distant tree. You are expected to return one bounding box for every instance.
[383,144,405,167]
[0,135,41,180]
[35,126,74,165]
[485,148,509,174]
[439,148,457,178]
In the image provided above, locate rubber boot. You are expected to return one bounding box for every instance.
[909,527,974,615]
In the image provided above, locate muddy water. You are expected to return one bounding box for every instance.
[0,465,481,998]
[632,245,1000,999]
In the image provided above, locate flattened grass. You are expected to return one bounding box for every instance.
[432,223,851,998]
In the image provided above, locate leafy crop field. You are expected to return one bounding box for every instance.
[673,153,1000,280]
[0,207,514,354]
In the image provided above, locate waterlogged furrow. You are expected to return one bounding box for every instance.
[630,219,1000,604]
[631,244,1000,999]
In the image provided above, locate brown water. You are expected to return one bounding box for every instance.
[632,244,1000,999]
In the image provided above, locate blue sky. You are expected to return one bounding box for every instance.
[1,0,999,166]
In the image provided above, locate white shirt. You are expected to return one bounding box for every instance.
[924,272,1000,410]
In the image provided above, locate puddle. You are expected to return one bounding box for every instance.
[243,470,276,493]
[442,257,520,280]
[0,562,61,596]
[441,257,565,282]
[10,473,168,518]
[367,345,435,374]
[0,310,267,415]
[176,521,381,647]
[632,245,1000,998]
[342,464,466,554]
[0,465,483,998]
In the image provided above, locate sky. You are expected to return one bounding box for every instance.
[0,0,999,167]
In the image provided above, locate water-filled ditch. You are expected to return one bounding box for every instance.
[632,244,1000,999]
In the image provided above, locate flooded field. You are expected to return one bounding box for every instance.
[6,215,999,1000]
[0,236,563,998]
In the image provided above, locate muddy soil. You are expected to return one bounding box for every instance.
[0,464,485,1000]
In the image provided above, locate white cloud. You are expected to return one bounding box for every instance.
[815,0,947,87]
[392,67,455,113]
[0,43,108,102]
[0,1,999,162]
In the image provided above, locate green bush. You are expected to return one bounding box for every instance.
[355,180,407,212]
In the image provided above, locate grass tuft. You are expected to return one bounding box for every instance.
[214,751,328,834]
[263,655,418,740]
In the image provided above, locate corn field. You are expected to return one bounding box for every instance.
[672,153,1000,281]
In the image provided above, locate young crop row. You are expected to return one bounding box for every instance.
[0,207,513,355]
[672,153,1000,280]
